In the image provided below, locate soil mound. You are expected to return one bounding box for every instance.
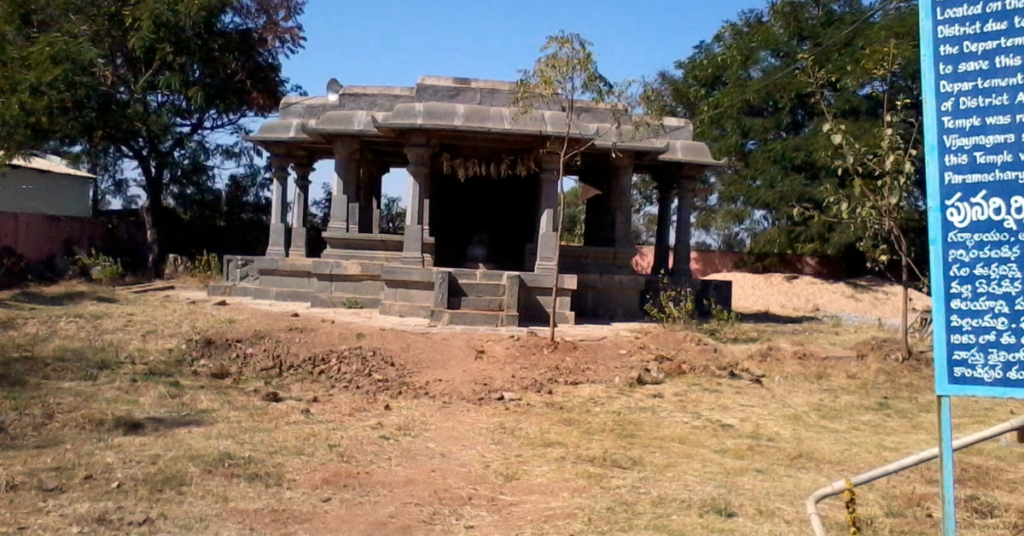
[187,335,419,398]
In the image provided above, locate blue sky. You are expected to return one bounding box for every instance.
[281,0,765,202]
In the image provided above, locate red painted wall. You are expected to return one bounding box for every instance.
[631,246,847,279]
[0,212,107,261]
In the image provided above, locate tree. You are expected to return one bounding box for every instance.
[659,0,920,258]
[561,183,587,246]
[514,31,660,341]
[0,0,306,274]
[801,43,925,360]
[312,185,405,235]
[379,195,406,235]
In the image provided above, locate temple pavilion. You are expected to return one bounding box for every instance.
[210,75,727,327]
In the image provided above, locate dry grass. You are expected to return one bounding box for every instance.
[1,282,1022,535]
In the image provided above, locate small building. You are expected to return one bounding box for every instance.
[0,154,94,217]
[212,76,728,327]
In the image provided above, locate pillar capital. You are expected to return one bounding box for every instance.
[269,155,291,177]
[332,138,359,157]
[404,145,432,177]
[609,151,634,169]
[539,152,560,182]
[292,161,314,185]
[655,177,677,199]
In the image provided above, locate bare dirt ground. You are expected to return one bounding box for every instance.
[2,282,1023,536]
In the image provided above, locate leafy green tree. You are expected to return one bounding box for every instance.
[379,195,406,235]
[801,43,925,359]
[561,183,587,246]
[0,0,306,273]
[659,0,920,257]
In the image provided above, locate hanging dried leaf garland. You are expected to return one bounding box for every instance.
[440,152,539,181]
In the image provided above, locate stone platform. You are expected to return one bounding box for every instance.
[211,255,731,328]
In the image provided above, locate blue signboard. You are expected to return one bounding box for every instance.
[922,0,1024,399]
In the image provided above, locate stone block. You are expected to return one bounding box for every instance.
[274,289,313,303]
[266,224,287,258]
[533,295,573,312]
[415,83,481,105]
[519,273,578,290]
[331,280,384,297]
[381,265,434,283]
[452,282,505,298]
[434,310,505,328]
[311,260,336,275]
[433,271,450,310]
[449,296,504,312]
[251,287,275,301]
[448,268,482,282]
[232,285,257,298]
[395,287,433,305]
[274,259,314,275]
[259,274,312,290]
[314,279,332,294]
[520,310,575,326]
[379,302,432,319]
[311,295,382,309]
[500,312,520,328]
[254,257,279,271]
[503,274,520,313]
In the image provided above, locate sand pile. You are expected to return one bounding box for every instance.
[704,273,931,325]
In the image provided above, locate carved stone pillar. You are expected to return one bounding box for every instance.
[610,153,635,249]
[534,153,561,274]
[672,177,695,285]
[423,168,432,238]
[652,177,675,276]
[402,145,430,266]
[289,161,313,258]
[266,155,290,257]
[328,139,359,234]
[374,169,384,234]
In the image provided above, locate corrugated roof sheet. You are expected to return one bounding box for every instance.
[1,154,96,179]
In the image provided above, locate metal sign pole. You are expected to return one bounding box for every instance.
[937,396,957,536]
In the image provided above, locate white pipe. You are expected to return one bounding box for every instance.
[806,416,1024,536]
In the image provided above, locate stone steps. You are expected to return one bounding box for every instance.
[430,309,519,328]
[452,281,505,298]
[447,296,504,311]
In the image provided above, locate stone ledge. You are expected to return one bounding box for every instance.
[519,273,578,290]
[311,259,384,277]
[310,295,382,310]
[381,265,435,283]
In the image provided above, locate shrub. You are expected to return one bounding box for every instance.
[188,251,222,284]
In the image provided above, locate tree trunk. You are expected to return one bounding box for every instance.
[549,158,566,343]
[901,255,910,362]
[142,178,165,278]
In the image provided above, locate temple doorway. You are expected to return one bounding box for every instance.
[432,172,539,271]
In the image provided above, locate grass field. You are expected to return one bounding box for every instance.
[1,283,1022,535]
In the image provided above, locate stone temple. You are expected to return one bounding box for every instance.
[210,75,728,327]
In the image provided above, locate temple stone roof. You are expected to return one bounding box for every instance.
[248,76,722,167]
